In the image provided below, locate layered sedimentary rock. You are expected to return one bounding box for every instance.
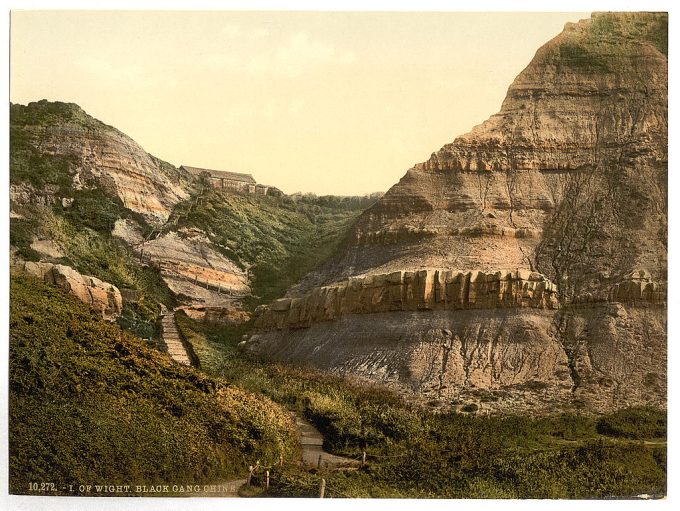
[113,222,251,324]
[254,269,558,330]
[10,101,192,223]
[249,13,668,413]
[17,260,123,320]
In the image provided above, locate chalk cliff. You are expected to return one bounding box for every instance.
[248,12,668,413]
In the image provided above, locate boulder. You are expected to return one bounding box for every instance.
[19,261,123,320]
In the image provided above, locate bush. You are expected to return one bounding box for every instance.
[303,392,363,451]
[596,407,666,439]
[10,217,41,262]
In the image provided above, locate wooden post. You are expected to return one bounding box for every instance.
[319,478,326,498]
[279,455,284,466]
[317,454,322,468]
[265,470,270,489]
[247,465,253,486]
[362,450,366,468]
[194,274,198,284]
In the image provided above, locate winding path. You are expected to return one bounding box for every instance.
[168,315,357,496]
[296,415,360,469]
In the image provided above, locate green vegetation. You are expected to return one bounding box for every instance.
[9,129,75,191]
[596,407,666,439]
[11,100,94,128]
[589,12,668,56]
[558,42,611,73]
[10,217,41,262]
[169,189,376,307]
[11,205,172,339]
[10,101,95,191]
[63,187,151,236]
[9,273,298,495]
[553,13,667,76]
[176,312,666,499]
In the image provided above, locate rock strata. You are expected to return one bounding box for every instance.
[254,269,559,331]
[134,229,251,324]
[248,13,668,413]
[11,101,193,224]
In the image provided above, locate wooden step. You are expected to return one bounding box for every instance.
[159,311,193,366]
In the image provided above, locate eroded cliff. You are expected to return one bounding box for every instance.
[248,12,668,413]
[10,101,193,223]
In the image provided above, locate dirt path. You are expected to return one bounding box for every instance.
[295,415,360,469]
[186,415,357,498]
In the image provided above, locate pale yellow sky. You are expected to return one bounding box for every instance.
[10,11,589,195]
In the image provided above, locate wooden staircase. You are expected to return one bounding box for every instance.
[160,311,192,365]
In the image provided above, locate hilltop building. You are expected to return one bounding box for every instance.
[180,165,283,197]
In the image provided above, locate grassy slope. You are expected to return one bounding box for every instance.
[169,189,375,308]
[177,312,666,499]
[11,205,174,340]
[9,273,298,495]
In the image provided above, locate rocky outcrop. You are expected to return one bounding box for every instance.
[17,261,123,320]
[571,270,666,305]
[140,230,250,296]
[248,13,668,413]
[180,306,250,325]
[254,269,558,330]
[11,101,193,224]
[115,224,251,324]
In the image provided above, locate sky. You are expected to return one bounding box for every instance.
[10,11,590,195]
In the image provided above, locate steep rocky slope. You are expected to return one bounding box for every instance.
[248,12,668,413]
[10,101,192,223]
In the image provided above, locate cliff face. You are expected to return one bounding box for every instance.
[10,101,250,323]
[10,101,193,224]
[248,12,668,413]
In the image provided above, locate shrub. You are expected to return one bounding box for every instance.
[596,407,666,439]
[303,392,363,451]
[10,217,41,262]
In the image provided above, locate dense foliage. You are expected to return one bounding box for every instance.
[9,273,298,495]
[596,407,667,439]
